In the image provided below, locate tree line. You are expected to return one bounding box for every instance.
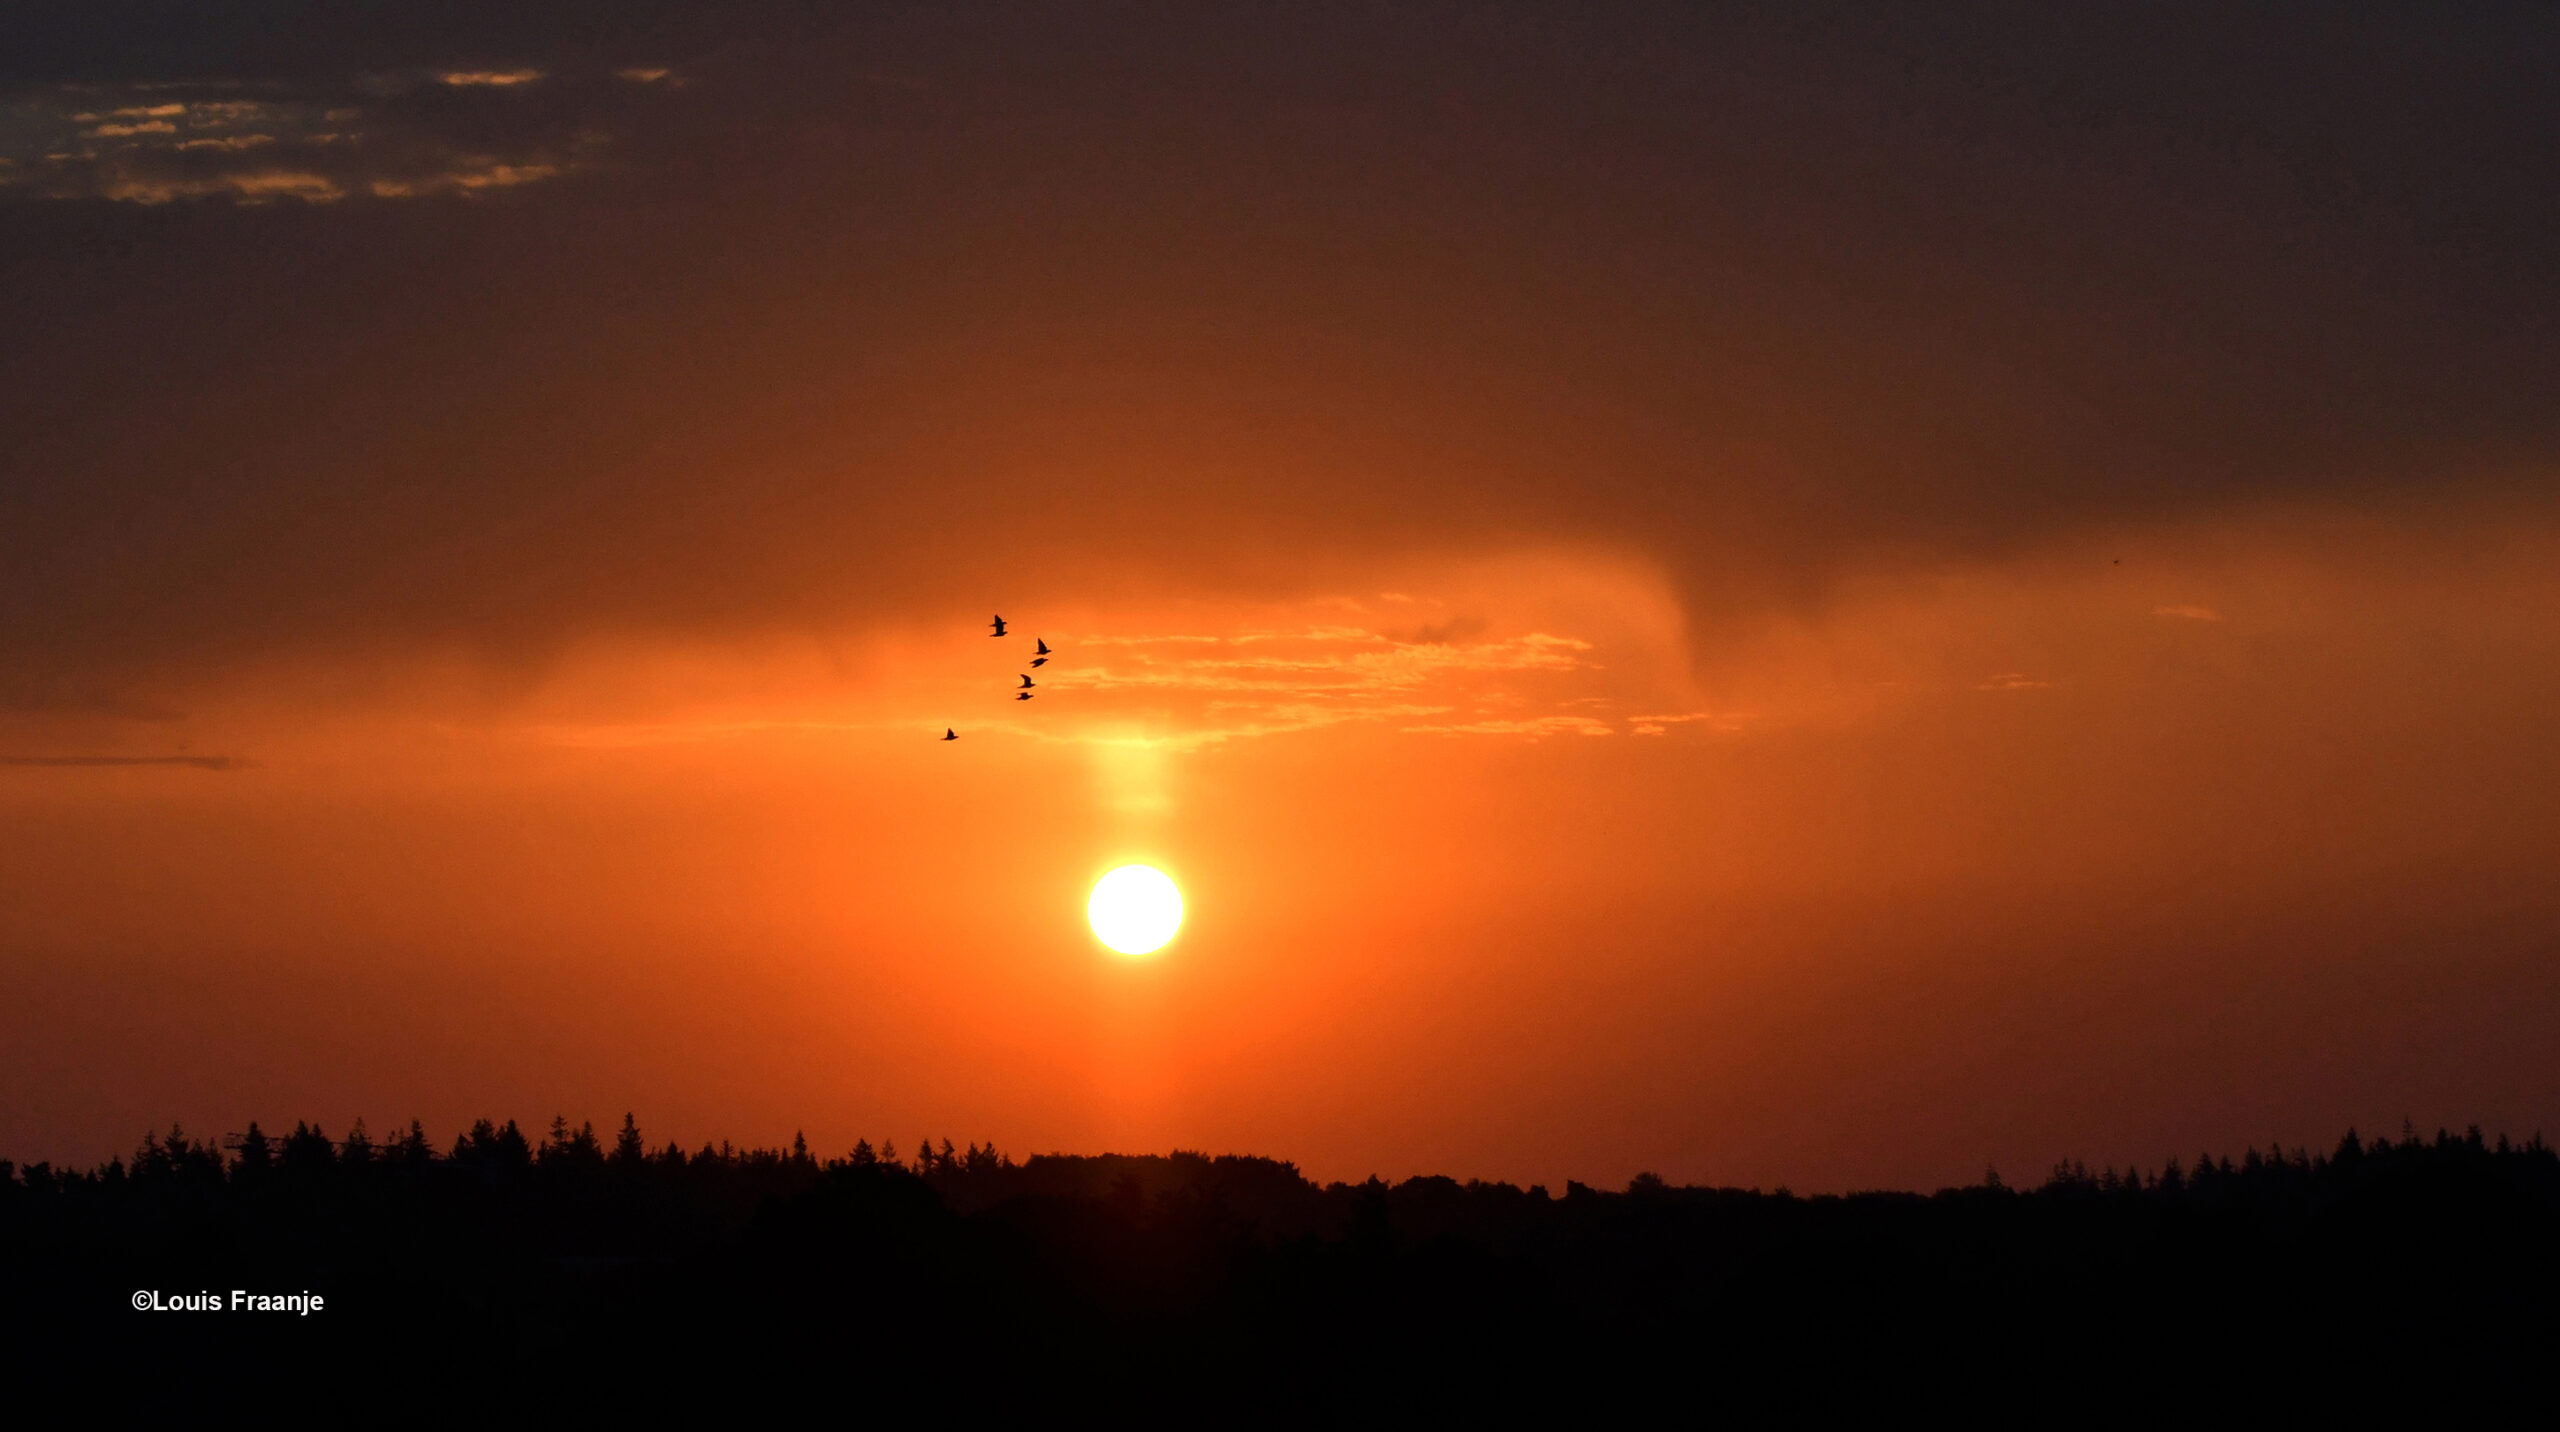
[9,1117,2553,1406]
[19,1111,2545,1209]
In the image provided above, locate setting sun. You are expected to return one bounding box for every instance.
[1088,865,1183,956]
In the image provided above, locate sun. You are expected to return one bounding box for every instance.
[1088,864,1183,956]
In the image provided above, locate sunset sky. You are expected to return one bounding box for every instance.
[5,1,2557,1191]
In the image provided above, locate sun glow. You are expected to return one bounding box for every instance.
[1088,864,1183,956]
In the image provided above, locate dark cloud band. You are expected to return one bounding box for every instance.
[1,1,2553,699]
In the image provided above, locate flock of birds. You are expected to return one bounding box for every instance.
[941,614,1051,740]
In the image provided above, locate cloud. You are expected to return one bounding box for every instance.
[368,161,560,199]
[0,71,640,204]
[438,70,543,87]
[1974,674,2053,692]
[2154,605,2225,622]
[97,168,345,203]
[1626,711,1752,735]
[1400,716,1615,738]
[1007,618,1633,747]
[1068,627,1595,718]
[1389,615,1487,646]
[0,2,2554,707]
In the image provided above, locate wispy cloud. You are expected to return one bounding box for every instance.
[1626,710,1753,736]
[1975,673,2053,691]
[1031,620,1635,745]
[522,612,1644,756]
[1400,715,1614,738]
[439,70,545,88]
[0,71,637,205]
[1071,627,1590,701]
[369,161,561,199]
[97,169,347,204]
[2154,604,2225,622]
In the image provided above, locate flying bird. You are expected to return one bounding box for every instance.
[1035,639,1051,656]
[989,615,1007,637]
[941,729,957,741]
[1018,675,1035,689]
[1016,692,1034,701]
[1030,657,1047,668]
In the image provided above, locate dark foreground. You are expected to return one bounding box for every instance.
[7,1121,2554,1406]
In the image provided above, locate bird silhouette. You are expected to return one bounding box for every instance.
[989,615,1007,637]
[1018,675,1035,690]
[1016,691,1034,700]
[941,728,957,741]
[1035,638,1051,656]
[1030,657,1047,668]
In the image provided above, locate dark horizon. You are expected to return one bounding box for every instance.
[17,1105,2555,1399]
[16,1110,2554,1200]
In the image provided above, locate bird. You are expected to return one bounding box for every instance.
[1029,657,1047,667]
[1035,638,1051,656]
[1016,691,1034,701]
[941,729,957,741]
[989,615,1007,637]
[1018,675,1035,690]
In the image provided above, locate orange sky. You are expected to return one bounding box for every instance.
[8,502,2557,1189]
[4,3,2558,1188]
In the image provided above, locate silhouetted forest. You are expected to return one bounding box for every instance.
[8,1117,2553,1405]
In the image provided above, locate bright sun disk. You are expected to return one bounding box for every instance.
[1088,864,1183,956]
